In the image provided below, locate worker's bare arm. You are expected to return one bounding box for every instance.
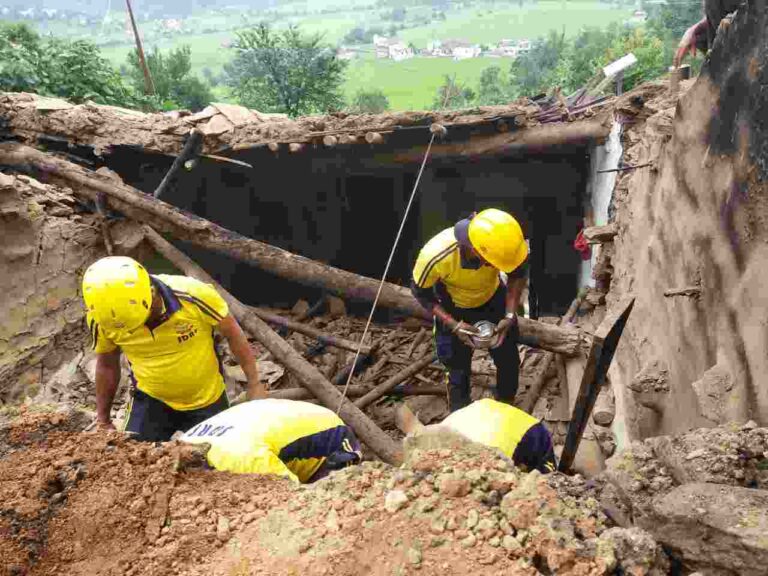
[95,349,121,430]
[218,314,266,400]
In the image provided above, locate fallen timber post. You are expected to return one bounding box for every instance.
[270,383,445,402]
[252,308,372,356]
[142,225,403,466]
[355,352,438,410]
[0,142,587,356]
[559,296,635,473]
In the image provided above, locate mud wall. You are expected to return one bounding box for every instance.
[607,0,768,442]
[0,174,104,404]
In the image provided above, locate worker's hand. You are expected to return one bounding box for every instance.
[492,314,518,348]
[245,378,268,401]
[674,19,707,68]
[452,320,477,348]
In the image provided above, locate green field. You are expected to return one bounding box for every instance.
[345,56,517,110]
[96,1,634,111]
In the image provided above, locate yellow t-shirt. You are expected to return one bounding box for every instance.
[412,227,500,309]
[180,399,360,483]
[88,274,229,411]
[441,398,539,459]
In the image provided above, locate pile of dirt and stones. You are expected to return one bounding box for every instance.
[0,406,669,576]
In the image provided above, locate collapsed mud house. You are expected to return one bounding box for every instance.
[1,1,768,573]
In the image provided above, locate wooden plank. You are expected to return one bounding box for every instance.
[558,295,635,472]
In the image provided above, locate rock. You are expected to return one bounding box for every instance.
[438,473,471,498]
[690,363,734,425]
[684,448,707,461]
[640,483,768,575]
[598,527,670,576]
[743,420,759,430]
[488,536,501,548]
[460,533,477,548]
[465,509,479,530]
[216,516,230,542]
[326,296,346,318]
[406,547,422,566]
[502,535,521,552]
[417,496,438,513]
[325,509,340,532]
[429,517,446,534]
[384,490,409,513]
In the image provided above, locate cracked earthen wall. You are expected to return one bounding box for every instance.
[0,173,104,403]
[605,0,768,440]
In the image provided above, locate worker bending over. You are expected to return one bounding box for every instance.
[411,208,529,412]
[83,256,266,441]
[179,399,363,483]
[399,398,556,474]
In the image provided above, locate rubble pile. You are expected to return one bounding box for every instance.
[0,407,668,576]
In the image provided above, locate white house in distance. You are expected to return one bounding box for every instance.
[373,35,415,61]
[486,38,532,58]
[425,39,481,59]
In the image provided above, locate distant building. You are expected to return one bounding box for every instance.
[443,39,481,60]
[373,35,414,61]
[163,19,183,32]
[336,47,357,61]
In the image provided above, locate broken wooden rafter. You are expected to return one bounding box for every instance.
[322,135,338,147]
[365,132,385,144]
[0,142,588,357]
[251,308,373,356]
[153,129,203,200]
[355,352,438,410]
[559,295,635,472]
[583,224,618,244]
[142,225,403,466]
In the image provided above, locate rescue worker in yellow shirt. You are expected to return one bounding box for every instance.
[179,398,363,483]
[411,208,528,412]
[398,398,557,474]
[82,256,266,441]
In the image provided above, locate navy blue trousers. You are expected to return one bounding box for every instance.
[434,287,520,412]
[124,389,230,442]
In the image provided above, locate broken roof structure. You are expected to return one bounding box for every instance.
[0,88,636,318]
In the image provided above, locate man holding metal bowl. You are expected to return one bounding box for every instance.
[411,208,529,412]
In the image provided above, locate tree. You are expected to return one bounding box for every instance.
[225,24,347,117]
[476,66,514,105]
[351,89,390,113]
[0,23,138,108]
[432,75,475,110]
[510,30,568,95]
[127,46,213,112]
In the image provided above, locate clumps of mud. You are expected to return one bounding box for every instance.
[0,408,669,576]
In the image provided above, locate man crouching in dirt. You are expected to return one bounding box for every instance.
[397,398,557,473]
[82,256,267,441]
[179,398,363,483]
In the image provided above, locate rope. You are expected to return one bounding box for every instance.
[334,77,456,415]
[335,133,437,413]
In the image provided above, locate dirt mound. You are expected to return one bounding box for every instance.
[0,408,667,576]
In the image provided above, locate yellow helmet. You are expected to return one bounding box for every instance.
[467,208,528,273]
[82,256,153,333]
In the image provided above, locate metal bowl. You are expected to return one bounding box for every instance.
[470,320,498,349]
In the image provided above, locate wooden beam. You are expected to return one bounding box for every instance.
[142,226,403,465]
[559,295,635,472]
[393,117,611,162]
[153,129,203,200]
[251,308,372,355]
[355,352,438,409]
